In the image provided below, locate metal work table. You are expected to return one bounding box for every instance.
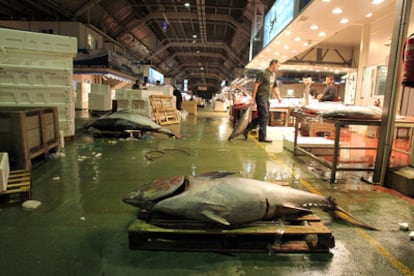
[294,112,381,183]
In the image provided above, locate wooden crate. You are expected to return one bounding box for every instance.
[0,106,60,170]
[0,169,31,202]
[149,95,180,125]
[128,212,335,253]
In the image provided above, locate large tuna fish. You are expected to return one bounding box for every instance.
[228,106,252,141]
[123,172,377,230]
[321,105,382,120]
[88,112,181,138]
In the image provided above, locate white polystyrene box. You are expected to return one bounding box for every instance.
[283,134,334,155]
[0,50,74,69]
[59,119,75,137]
[0,65,72,87]
[132,99,151,116]
[140,89,166,100]
[114,89,128,100]
[88,93,112,112]
[0,27,77,55]
[115,89,142,101]
[75,89,89,110]
[0,152,10,192]
[90,84,110,94]
[0,85,71,105]
[267,126,295,141]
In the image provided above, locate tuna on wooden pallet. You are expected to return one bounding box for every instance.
[127,212,335,253]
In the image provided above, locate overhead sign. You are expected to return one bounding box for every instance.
[263,0,295,47]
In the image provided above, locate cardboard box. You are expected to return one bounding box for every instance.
[0,152,10,192]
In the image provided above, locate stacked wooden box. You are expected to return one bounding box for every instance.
[0,28,77,137]
[0,106,60,170]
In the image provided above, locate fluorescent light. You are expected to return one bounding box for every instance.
[372,0,384,4]
[340,18,349,24]
[318,32,327,37]
[332,8,343,14]
[310,25,319,30]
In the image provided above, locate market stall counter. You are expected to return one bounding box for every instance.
[294,104,414,183]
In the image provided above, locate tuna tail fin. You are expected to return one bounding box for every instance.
[326,197,379,231]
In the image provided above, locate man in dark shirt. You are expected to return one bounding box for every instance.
[173,85,183,110]
[132,79,141,90]
[318,74,337,101]
[243,59,282,143]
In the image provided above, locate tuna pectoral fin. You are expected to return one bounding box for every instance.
[200,202,231,225]
[201,210,231,226]
[273,204,313,217]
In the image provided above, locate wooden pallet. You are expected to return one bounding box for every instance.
[149,95,180,125]
[0,169,31,202]
[128,212,335,253]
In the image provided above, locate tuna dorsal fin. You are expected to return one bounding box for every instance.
[201,209,230,226]
[198,171,236,179]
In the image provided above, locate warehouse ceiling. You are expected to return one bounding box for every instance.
[0,0,275,90]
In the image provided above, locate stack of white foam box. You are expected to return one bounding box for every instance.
[114,89,147,113]
[88,84,112,112]
[75,81,90,110]
[0,28,77,137]
[114,88,167,117]
[0,152,10,192]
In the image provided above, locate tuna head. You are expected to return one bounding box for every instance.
[123,176,186,211]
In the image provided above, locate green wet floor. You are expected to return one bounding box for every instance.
[0,108,413,275]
